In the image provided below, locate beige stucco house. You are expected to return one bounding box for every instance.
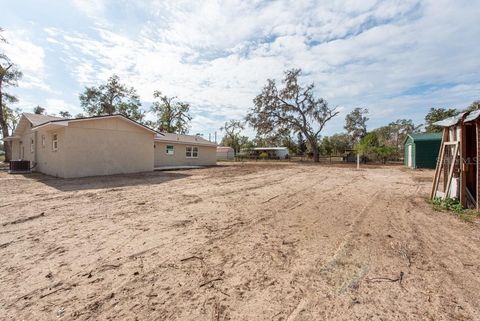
[6,113,157,178]
[154,132,217,167]
[5,113,217,178]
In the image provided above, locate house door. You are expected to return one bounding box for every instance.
[407,145,413,167]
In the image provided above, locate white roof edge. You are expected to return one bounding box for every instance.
[253,147,288,150]
[31,115,158,134]
[65,115,158,134]
[2,136,21,141]
[154,138,217,146]
[32,121,69,131]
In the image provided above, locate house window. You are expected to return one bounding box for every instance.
[186,146,198,158]
[52,134,58,151]
[30,138,34,153]
[166,145,174,155]
[41,135,45,148]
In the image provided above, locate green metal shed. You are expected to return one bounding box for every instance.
[404,133,442,169]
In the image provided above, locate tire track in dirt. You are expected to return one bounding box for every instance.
[399,196,480,319]
[339,172,480,320]
[3,165,480,320]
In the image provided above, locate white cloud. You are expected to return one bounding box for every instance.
[44,98,81,116]
[2,30,53,92]
[4,0,480,136]
[71,0,107,18]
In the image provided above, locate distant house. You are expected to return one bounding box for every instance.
[253,147,289,159]
[154,132,217,167]
[4,113,217,178]
[216,146,235,160]
[403,133,442,169]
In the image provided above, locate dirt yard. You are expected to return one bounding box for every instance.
[1,163,480,320]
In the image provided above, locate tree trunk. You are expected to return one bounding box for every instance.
[0,82,12,162]
[306,134,320,163]
[311,140,320,162]
[312,149,320,162]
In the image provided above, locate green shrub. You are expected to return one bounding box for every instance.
[431,197,480,222]
[259,152,268,160]
[432,197,463,213]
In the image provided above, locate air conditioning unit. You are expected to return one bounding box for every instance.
[9,160,31,174]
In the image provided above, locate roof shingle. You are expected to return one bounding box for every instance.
[23,113,64,126]
[155,132,216,146]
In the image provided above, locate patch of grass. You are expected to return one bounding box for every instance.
[458,210,480,223]
[0,155,4,162]
[431,197,480,222]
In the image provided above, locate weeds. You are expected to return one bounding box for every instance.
[458,210,480,223]
[431,197,480,222]
[432,197,463,213]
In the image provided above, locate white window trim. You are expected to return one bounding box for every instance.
[186,146,199,158]
[41,135,46,148]
[52,134,58,152]
[165,144,175,156]
[30,138,34,153]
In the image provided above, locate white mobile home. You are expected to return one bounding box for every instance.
[253,147,289,159]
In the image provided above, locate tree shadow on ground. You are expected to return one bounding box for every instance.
[22,171,191,192]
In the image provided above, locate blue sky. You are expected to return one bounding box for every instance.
[2,0,479,138]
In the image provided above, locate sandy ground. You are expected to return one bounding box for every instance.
[1,162,480,321]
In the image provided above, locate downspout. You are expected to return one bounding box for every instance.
[31,131,38,170]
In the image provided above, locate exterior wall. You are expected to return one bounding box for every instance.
[11,140,20,160]
[274,149,289,159]
[477,120,480,210]
[62,118,154,178]
[415,140,441,169]
[154,141,216,167]
[404,136,441,169]
[35,127,67,177]
[10,121,67,177]
[217,149,235,160]
[12,125,36,162]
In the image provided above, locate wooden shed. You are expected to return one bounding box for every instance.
[404,133,442,169]
[431,110,480,209]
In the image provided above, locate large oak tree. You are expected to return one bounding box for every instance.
[220,120,245,154]
[424,107,458,133]
[344,107,368,145]
[149,91,191,134]
[0,27,23,161]
[79,75,144,122]
[247,69,338,162]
